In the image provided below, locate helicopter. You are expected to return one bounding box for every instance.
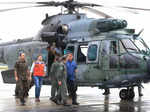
[1,0,150,100]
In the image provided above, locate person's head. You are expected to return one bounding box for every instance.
[54,55,60,62]
[61,55,67,63]
[37,55,43,61]
[67,53,73,61]
[19,53,25,60]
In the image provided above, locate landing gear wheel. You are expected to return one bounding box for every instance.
[119,89,135,100]
[119,89,128,100]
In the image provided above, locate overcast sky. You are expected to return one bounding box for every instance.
[0,0,150,44]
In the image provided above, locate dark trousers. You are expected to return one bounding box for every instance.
[18,79,29,102]
[67,79,78,103]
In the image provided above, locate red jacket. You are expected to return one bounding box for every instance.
[33,62,45,76]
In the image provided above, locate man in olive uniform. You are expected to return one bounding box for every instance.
[14,53,29,105]
[56,55,70,106]
[50,55,60,103]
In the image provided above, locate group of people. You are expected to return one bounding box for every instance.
[14,50,79,106]
[50,52,79,106]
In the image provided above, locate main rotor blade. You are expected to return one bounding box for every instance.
[0,2,38,4]
[119,6,150,11]
[0,4,48,12]
[82,7,112,18]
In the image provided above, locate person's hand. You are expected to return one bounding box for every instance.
[29,76,32,81]
[58,81,62,86]
[15,77,18,81]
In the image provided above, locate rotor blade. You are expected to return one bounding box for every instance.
[82,7,112,18]
[0,1,58,5]
[119,6,150,11]
[0,4,48,12]
[0,2,38,4]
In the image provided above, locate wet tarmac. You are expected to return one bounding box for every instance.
[1,73,150,112]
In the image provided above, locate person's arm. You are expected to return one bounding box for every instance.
[29,62,35,80]
[14,62,18,81]
[14,69,18,81]
[43,63,47,76]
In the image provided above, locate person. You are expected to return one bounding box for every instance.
[66,53,79,105]
[14,53,30,105]
[14,56,32,98]
[29,55,46,102]
[49,54,60,104]
[56,55,70,106]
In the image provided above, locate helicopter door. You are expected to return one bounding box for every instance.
[101,40,119,70]
[101,40,120,82]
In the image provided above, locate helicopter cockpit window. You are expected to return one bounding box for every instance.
[119,39,139,69]
[77,45,88,63]
[119,40,126,54]
[134,39,148,53]
[121,39,139,53]
[88,44,97,61]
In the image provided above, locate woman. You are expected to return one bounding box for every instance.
[29,55,46,102]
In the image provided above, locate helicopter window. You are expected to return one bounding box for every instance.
[119,41,126,54]
[119,40,139,68]
[77,45,88,63]
[109,41,119,68]
[134,39,147,53]
[121,39,139,52]
[88,44,97,61]
[110,41,117,54]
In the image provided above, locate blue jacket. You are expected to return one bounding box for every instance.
[66,60,77,81]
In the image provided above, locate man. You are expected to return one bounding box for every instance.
[49,54,60,103]
[30,55,46,102]
[14,53,30,105]
[66,53,79,105]
[56,55,70,106]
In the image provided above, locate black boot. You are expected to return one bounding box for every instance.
[20,98,25,106]
[72,94,79,105]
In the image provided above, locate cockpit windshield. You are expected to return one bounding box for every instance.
[121,39,139,53]
[133,38,149,52]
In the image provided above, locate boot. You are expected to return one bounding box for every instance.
[72,95,79,105]
[20,98,25,106]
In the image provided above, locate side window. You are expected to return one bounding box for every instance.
[109,40,119,69]
[77,45,88,63]
[88,44,97,61]
[110,41,117,54]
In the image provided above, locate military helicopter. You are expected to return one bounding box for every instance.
[1,0,150,100]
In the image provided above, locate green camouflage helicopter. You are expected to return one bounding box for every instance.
[0,0,150,100]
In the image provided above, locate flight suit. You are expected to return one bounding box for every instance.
[56,62,68,104]
[50,61,60,100]
[14,59,29,104]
